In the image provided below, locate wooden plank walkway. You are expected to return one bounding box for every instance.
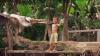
[7,50,82,54]
[2,42,100,56]
[7,42,100,54]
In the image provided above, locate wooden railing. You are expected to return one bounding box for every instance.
[68,29,100,42]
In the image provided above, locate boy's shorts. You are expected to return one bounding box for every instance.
[50,33,58,44]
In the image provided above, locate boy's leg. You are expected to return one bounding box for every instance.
[52,43,57,51]
[52,33,58,51]
[47,33,54,51]
[47,33,58,51]
[47,43,54,51]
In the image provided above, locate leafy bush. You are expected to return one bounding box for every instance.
[17,4,33,17]
[20,24,46,40]
[93,19,100,28]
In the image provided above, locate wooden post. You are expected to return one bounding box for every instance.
[44,24,48,40]
[97,30,100,42]
[6,21,13,50]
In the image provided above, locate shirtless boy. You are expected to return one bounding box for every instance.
[47,16,59,51]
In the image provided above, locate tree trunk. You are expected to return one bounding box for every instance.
[44,0,52,40]
[62,0,69,41]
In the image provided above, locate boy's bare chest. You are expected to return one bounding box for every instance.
[52,24,58,31]
[52,24,58,28]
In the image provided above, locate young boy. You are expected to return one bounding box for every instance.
[47,16,59,51]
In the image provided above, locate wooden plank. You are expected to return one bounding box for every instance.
[68,29,100,33]
[7,50,81,54]
[30,19,48,24]
[95,5,100,7]
[97,30,100,42]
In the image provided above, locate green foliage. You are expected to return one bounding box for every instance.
[17,4,33,16]
[20,24,45,40]
[0,28,5,48]
[69,7,75,14]
[0,38,5,48]
[80,17,91,29]
[93,19,100,28]
[0,2,3,12]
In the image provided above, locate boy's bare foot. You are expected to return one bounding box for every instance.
[52,49,57,52]
[46,49,52,51]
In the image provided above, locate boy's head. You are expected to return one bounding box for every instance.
[53,16,58,24]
